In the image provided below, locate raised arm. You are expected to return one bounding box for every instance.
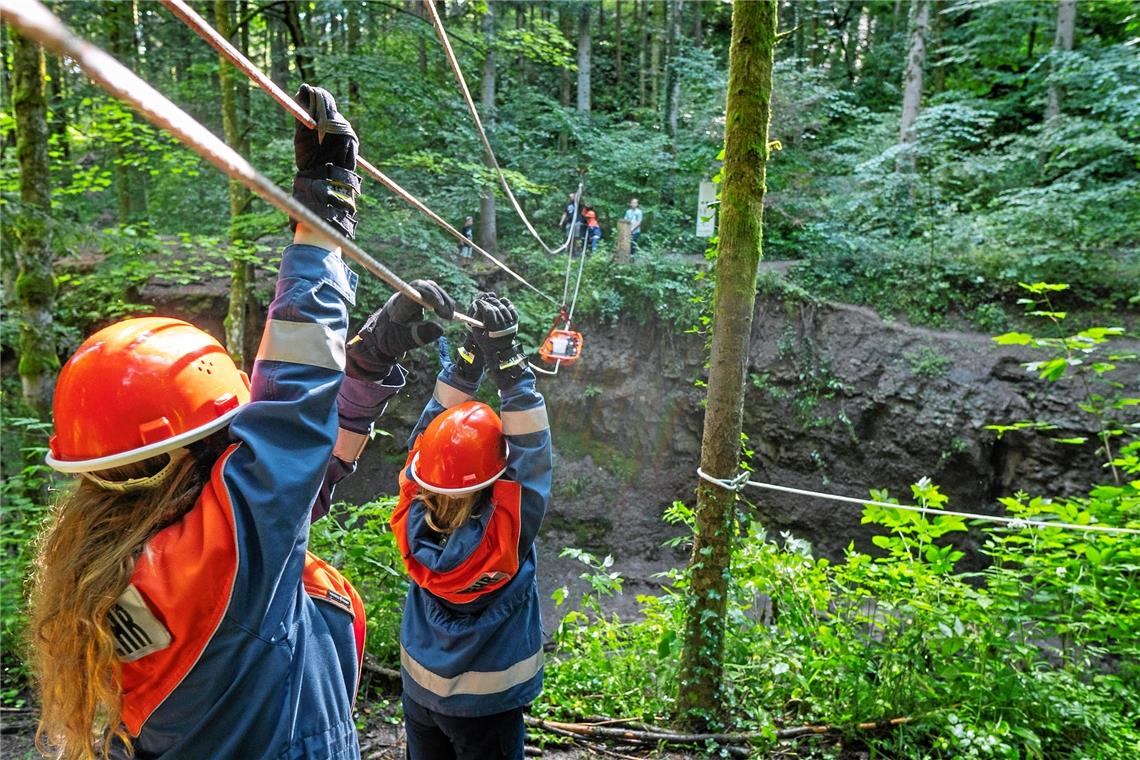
[314,279,455,521]
[466,294,552,555]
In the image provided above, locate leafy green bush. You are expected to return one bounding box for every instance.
[0,391,54,706]
[537,469,1140,757]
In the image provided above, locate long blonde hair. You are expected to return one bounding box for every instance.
[29,439,220,760]
[419,490,482,534]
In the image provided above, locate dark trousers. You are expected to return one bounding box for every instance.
[403,694,526,760]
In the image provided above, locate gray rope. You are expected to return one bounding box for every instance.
[695,468,1140,536]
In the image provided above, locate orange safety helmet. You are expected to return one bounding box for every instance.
[410,401,508,495]
[46,317,251,473]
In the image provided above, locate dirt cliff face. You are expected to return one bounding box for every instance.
[525,294,1134,576]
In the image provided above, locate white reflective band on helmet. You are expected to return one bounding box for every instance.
[502,405,549,436]
[256,319,345,371]
[333,427,370,462]
[410,449,509,495]
[400,644,543,697]
[433,378,472,409]
[45,407,241,474]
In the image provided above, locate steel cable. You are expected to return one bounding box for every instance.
[1,0,485,329]
[159,0,558,306]
[423,0,569,256]
[696,468,1140,536]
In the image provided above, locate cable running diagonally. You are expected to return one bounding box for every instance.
[560,182,584,306]
[0,0,486,328]
[159,0,558,306]
[696,468,1140,536]
[423,0,567,256]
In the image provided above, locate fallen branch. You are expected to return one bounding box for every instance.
[525,714,912,749]
[361,658,401,681]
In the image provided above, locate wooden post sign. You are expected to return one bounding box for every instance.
[615,219,632,262]
[696,180,717,237]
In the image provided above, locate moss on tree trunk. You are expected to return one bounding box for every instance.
[677,0,776,729]
[10,28,59,416]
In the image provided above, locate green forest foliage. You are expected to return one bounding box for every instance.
[1,0,1138,754]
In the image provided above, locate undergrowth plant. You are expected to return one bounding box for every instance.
[534,468,1140,758]
[987,282,1138,484]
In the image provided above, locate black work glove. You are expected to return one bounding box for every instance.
[452,330,485,385]
[346,280,456,381]
[469,293,527,387]
[291,84,361,240]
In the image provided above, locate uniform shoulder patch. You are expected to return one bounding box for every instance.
[457,571,510,595]
[111,584,172,662]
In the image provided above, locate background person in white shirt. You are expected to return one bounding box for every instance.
[623,198,643,256]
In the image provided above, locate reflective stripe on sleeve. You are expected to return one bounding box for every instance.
[400,645,543,698]
[333,427,370,462]
[502,405,549,436]
[256,319,345,371]
[433,379,472,409]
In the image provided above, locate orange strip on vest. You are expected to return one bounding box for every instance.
[302,551,367,697]
[391,450,522,604]
[119,449,240,736]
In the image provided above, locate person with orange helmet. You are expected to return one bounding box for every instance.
[390,293,552,759]
[28,85,454,760]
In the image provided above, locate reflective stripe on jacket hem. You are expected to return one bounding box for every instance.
[400,644,543,698]
[501,405,549,436]
[433,378,472,409]
[257,319,346,371]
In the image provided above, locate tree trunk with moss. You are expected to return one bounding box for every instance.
[216,0,252,367]
[676,0,776,729]
[10,28,59,415]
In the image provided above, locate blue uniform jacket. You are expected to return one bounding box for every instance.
[111,244,402,759]
[393,363,553,717]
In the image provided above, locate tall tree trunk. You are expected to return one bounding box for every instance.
[649,1,662,111]
[577,4,592,115]
[478,1,498,253]
[809,0,820,66]
[615,0,624,96]
[692,0,703,44]
[347,1,360,106]
[1045,0,1076,120]
[638,0,649,107]
[899,0,930,145]
[284,0,313,81]
[559,5,572,151]
[676,0,777,729]
[46,53,69,158]
[216,0,253,367]
[105,0,136,222]
[930,0,946,93]
[793,0,805,67]
[10,28,59,415]
[664,0,682,139]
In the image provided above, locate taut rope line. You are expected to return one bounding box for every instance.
[696,468,1140,537]
[423,0,568,257]
[0,0,485,328]
[159,0,558,306]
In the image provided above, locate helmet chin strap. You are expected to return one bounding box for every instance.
[82,448,190,493]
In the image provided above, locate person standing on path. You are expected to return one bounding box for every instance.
[582,203,601,253]
[458,215,474,260]
[623,198,643,256]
